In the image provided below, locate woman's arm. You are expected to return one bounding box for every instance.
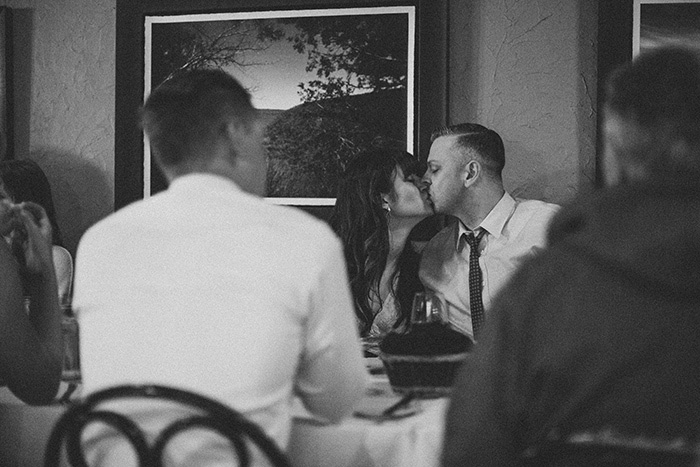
[0,202,63,404]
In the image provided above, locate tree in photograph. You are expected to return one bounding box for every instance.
[286,14,409,102]
[150,20,285,88]
[265,14,411,198]
[265,89,406,198]
[149,19,285,195]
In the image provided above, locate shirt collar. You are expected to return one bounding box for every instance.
[454,221,469,248]
[168,173,243,195]
[454,220,486,251]
[478,192,515,240]
[454,221,470,252]
[453,192,515,249]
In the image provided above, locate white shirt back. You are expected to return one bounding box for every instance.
[73,173,368,450]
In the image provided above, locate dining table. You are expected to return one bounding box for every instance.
[288,356,448,467]
[0,358,448,467]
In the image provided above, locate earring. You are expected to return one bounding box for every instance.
[384,205,391,214]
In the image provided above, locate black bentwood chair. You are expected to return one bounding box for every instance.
[43,384,292,467]
[521,428,698,467]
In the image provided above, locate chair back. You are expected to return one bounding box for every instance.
[44,384,292,467]
[52,245,73,304]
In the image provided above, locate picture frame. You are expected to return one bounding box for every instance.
[115,0,447,213]
[0,7,13,161]
[596,0,700,185]
[596,0,633,185]
[633,0,700,57]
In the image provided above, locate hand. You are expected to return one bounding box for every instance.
[0,198,20,237]
[13,202,54,275]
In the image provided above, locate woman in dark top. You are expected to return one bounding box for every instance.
[0,175,63,404]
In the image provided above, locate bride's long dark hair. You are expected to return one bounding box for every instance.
[331,144,426,336]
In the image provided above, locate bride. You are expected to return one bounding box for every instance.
[331,144,435,338]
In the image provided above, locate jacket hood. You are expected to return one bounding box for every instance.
[547,183,700,297]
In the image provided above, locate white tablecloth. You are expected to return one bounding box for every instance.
[288,373,448,467]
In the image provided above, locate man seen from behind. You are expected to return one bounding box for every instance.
[72,69,368,463]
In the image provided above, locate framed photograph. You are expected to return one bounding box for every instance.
[597,0,700,184]
[0,7,13,161]
[633,0,700,56]
[116,0,447,211]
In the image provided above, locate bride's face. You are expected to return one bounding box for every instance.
[383,165,434,220]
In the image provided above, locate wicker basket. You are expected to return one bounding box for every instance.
[378,351,469,398]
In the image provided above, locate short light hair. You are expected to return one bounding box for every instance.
[605,46,700,183]
[140,69,258,170]
[430,123,505,178]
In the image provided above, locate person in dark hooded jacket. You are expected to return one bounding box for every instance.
[442,46,700,466]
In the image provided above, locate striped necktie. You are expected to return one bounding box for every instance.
[464,229,486,336]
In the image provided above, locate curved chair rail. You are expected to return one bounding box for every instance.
[44,384,292,467]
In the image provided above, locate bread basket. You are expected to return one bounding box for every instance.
[378,291,472,398]
[378,350,469,398]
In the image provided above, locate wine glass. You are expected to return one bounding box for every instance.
[410,291,447,327]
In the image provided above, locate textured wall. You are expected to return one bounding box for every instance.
[2,0,114,256]
[0,0,596,255]
[448,0,598,204]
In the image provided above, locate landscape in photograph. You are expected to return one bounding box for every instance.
[148,9,412,201]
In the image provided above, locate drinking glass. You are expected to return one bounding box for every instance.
[61,302,81,382]
[410,291,447,327]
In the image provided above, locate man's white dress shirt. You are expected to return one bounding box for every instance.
[72,173,368,455]
[419,193,559,337]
